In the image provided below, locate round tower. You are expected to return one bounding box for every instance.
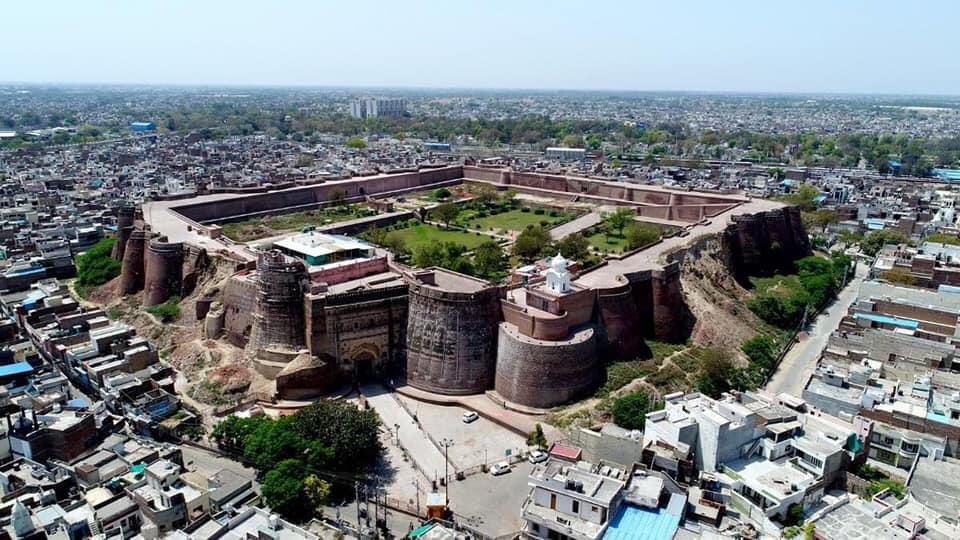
[119,229,148,295]
[248,250,306,354]
[405,269,501,395]
[143,237,184,306]
[112,206,136,261]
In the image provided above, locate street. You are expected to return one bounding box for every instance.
[360,384,449,484]
[765,262,868,396]
[448,461,533,537]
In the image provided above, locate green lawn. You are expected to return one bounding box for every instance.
[586,231,629,253]
[385,224,491,251]
[460,209,572,234]
[221,205,375,241]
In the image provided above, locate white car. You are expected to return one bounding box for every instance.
[490,461,511,476]
[528,450,548,464]
[462,411,479,423]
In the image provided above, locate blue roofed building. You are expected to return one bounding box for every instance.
[130,122,156,133]
[933,168,960,183]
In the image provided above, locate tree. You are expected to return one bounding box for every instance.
[293,400,382,472]
[612,392,658,431]
[383,235,409,260]
[513,225,552,262]
[803,522,816,540]
[808,209,839,232]
[604,208,635,237]
[329,188,347,206]
[625,223,660,250]
[561,134,585,148]
[345,136,367,150]
[527,424,547,449]
[924,233,960,246]
[296,154,314,167]
[304,475,331,514]
[861,229,908,257]
[781,184,820,212]
[473,240,505,279]
[432,203,459,228]
[433,187,452,200]
[741,335,778,373]
[556,233,590,262]
[837,229,863,246]
[473,185,498,206]
[75,238,121,295]
[695,348,737,399]
[261,459,311,521]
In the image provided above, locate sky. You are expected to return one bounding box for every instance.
[4,0,959,95]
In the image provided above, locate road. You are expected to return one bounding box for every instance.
[360,384,449,485]
[448,461,533,537]
[765,262,868,397]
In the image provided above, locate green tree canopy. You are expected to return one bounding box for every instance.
[612,392,660,431]
[513,225,552,262]
[261,459,312,521]
[861,229,908,256]
[625,223,660,250]
[555,233,591,262]
[603,208,635,237]
[345,136,367,150]
[473,240,506,279]
[431,203,459,228]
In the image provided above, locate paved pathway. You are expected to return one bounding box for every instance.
[360,384,449,484]
[393,384,561,442]
[549,210,603,240]
[765,262,868,397]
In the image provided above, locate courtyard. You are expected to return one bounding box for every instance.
[384,223,492,251]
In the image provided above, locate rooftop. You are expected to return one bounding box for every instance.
[602,504,681,540]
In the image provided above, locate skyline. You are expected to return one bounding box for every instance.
[4,1,960,95]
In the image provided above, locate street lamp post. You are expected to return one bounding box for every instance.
[440,438,454,506]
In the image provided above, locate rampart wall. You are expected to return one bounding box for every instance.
[723,206,810,280]
[222,274,256,347]
[172,166,463,223]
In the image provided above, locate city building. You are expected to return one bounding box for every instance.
[350,97,407,119]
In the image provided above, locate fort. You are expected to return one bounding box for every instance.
[125,165,808,407]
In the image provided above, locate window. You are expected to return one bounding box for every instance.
[571,500,579,513]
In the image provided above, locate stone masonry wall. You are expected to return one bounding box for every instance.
[405,284,501,395]
[494,323,599,408]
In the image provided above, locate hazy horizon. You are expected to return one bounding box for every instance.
[5,0,960,95]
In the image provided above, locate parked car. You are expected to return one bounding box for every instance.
[462,411,479,423]
[490,461,511,476]
[528,450,548,464]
